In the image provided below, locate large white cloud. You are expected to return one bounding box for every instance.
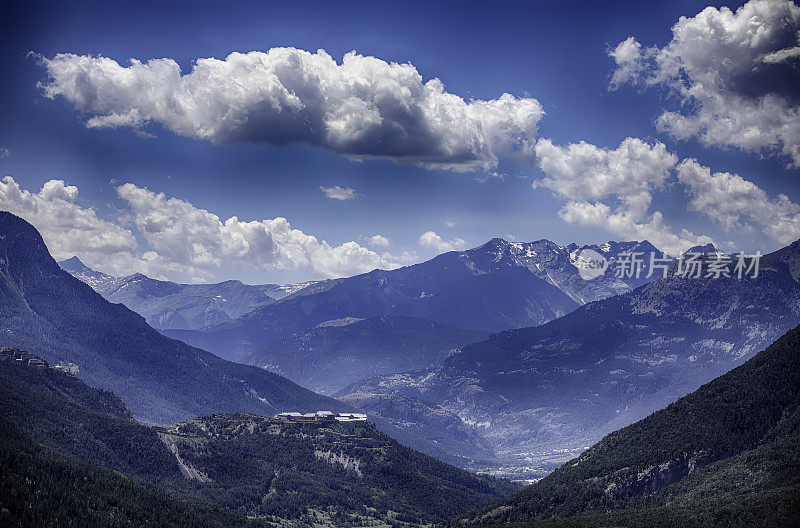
[533,138,712,255]
[610,0,800,166]
[38,48,544,172]
[0,176,405,281]
[677,159,800,245]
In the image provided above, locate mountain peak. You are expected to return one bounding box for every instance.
[683,243,720,255]
[58,255,111,281]
[58,256,91,273]
[0,212,61,272]
[481,237,511,249]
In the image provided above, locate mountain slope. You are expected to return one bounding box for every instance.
[455,324,800,527]
[159,413,518,526]
[243,315,489,394]
[177,238,665,362]
[0,348,185,485]
[59,256,301,331]
[339,240,800,474]
[0,211,345,425]
[0,350,517,527]
[0,419,268,528]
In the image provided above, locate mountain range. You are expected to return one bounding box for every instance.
[58,256,312,331]
[62,238,670,398]
[339,239,800,476]
[454,323,800,527]
[152,238,668,363]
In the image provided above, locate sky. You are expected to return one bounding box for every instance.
[1,0,799,284]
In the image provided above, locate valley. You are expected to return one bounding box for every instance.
[3,2,798,524]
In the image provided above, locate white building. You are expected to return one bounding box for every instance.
[276,411,367,423]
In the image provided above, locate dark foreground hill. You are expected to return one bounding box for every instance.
[454,324,800,528]
[157,413,518,526]
[0,211,342,425]
[0,348,517,527]
[0,419,268,528]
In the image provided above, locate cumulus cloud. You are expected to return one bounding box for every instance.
[534,137,677,211]
[360,234,390,248]
[0,176,407,281]
[609,0,800,166]
[0,176,139,266]
[418,231,466,254]
[38,48,544,172]
[677,159,800,245]
[533,137,712,255]
[0,147,10,158]
[559,202,713,256]
[320,185,358,200]
[116,183,399,278]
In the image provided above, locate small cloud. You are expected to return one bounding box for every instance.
[473,171,505,183]
[360,234,390,248]
[419,230,466,254]
[0,147,10,158]
[445,221,456,228]
[320,185,359,201]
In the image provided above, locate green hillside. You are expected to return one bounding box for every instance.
[0,348,185,485]
[0,347,517,527]
[0,418,267,528]
[158,413,518,526]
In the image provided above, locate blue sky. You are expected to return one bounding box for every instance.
[1,0,798,283]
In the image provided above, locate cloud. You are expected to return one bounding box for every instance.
[320,185,358,200]
[609,0,800,166]
[360,234,390,248]
[116,183,401,278]
[0,176,139,265]
[445,221,456,228]
[0,147,10,158]
[418,230,466,254]
[38,48,544,172]
[533,137,711,255]
[677,158,800,245]
[0,176,408,281]
[559,202,713,256]
[534,137,677,210]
